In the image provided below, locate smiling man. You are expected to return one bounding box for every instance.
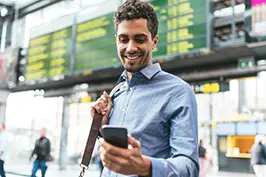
[91,0,199,176]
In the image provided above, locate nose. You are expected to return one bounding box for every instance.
[126,40,137,53]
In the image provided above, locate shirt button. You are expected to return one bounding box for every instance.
[129,87,133,91]
[122,108,126,112]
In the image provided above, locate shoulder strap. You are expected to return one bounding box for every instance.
[109,81,125,98]
[79,81,125,170]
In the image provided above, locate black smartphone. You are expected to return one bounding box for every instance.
[102,126,128,148]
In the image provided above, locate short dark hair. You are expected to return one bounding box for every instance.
[114,0,158,39]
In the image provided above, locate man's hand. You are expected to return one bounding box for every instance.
[99,136,151,176]
[91,91,112,131]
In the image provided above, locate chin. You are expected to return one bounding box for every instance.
[125,66,141,73]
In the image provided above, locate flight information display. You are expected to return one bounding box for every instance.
[25,0,208,82]
[26,27,72,81]
[74,13,120,74]
[151,0,208,58]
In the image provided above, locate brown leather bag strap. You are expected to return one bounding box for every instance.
[79,81,125,171]
[80,112,103,169]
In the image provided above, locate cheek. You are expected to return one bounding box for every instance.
[118,45,126,54]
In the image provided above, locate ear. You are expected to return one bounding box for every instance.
[152,35,159,50]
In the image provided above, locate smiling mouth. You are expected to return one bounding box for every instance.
[125,55,142,60]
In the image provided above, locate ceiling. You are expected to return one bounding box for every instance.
[0,0,38,8]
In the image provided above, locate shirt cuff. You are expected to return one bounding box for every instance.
[149,157,165,177]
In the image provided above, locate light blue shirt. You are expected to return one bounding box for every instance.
[102,63,199,177]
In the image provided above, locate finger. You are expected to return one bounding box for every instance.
[97,99,107,109]
[93,104,102,114]
[101,149,129,167]
[102,158,123,173]
[104,92,112,107]
[128,136,141,149]
[103,91,111,100]
[99,138,131,158]
[100,94,107,104]
[95,99,108,115]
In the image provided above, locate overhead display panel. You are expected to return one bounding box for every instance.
[252,0,266,36]
[23,0,209,84]
[151,0,208,59]
[74,13,120,74]
[26,27,72,81]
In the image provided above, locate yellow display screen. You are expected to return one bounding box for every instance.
[74,13,120,73]
[26,27,72,81]
[151,0,207,58]
[25,0,208,81]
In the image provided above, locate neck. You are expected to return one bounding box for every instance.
[127,72,133,80]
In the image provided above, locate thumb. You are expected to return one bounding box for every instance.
[104,91,112,108]
[128,135,141,149]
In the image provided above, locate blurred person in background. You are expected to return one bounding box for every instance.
[198,139,208,177]
[0,123,7,177]
[250,135,266,177]
[91,0,199,176]
[29,128,51,177]
[93,143,103,177]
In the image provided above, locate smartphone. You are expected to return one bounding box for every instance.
[102,126,128,148]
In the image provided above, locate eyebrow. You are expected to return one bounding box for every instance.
[117,33,148,38]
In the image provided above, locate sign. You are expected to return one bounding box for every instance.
[236,122,257,135]
[26,27,72,81]
[216,122,236,136]
[151,0,208,59]
[0,47,19,86]
[191,82,229,94]
[24,0,209,82]
[74,13,120,74]
[238,57,255,69]
[258,122,266,134]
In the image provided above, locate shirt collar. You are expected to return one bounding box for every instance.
[140,63,161,79]
[118,63,162,83]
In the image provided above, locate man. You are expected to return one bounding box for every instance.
[30,128,51,177]
[250,135,266,177]
[91,0,199,176]
[0,123,7,177]
[198,139,208,177]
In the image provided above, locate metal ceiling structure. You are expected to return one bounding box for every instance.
[0,0,65,18]
[0,0,37,8]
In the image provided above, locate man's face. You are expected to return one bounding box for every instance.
[116,18,158,73]
[40,129,46,137]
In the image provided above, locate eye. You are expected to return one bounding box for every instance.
[119,37,129,43]
[135,37,146,44]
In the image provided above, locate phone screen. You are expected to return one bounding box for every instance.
[102,126,128,148]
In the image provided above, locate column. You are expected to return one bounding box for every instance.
[59,96,70,170]
[238,80,245,113]
[0,89,10,123]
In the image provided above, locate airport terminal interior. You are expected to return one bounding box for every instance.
[0,0,266,176]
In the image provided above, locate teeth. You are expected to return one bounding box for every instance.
[127,56,140,60]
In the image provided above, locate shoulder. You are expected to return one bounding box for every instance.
[200,146,206,152]
[157,70,191,89]
[45,137,51,143]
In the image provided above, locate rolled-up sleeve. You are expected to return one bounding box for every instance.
[149,84,199,177]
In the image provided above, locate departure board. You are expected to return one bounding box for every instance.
[151,0,208,59]
[25,0,209,82]
[26,27,72,81]
[74,13,120,74]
